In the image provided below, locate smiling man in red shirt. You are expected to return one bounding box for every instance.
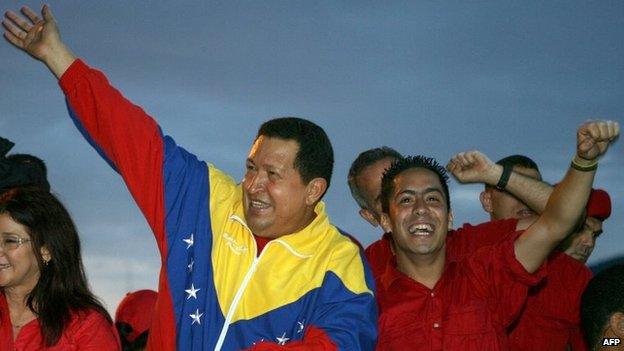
[374,120,619,351]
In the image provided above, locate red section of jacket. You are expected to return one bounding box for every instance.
[0,293,119,351]
[246,325,337,350]
[375,231,546,351]
[508,251,592,351]
[59,59,175,350]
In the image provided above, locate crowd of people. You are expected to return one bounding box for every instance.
[1,4,622,351]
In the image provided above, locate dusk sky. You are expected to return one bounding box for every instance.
[2,0,622,313]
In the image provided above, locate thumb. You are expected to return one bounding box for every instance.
[42,4,54,22]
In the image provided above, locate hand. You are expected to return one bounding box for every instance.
[3,5,61,61]
[576,120,620,162]
[446,150,499,185]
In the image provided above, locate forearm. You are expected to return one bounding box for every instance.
[541,159,594,238]
[515,160,594,272]
[43,41,76,79]
[504,171,553,214]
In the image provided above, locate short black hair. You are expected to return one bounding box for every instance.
[348,147,402,209]
[581,264,624,349]
[495,154,539,171]
[257,117,334,195]
[380,155,450,214]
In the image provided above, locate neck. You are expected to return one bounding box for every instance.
[4,286,31,309]
[396,248,446,289]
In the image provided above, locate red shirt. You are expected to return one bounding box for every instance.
[375,231,546,351]
[508,251,592,351]
[0,294,120,351]
[364,219,518,279]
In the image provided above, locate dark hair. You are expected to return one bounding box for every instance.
[581,264,624,349]
[257,117,334,196]
[116,322,149,351]
[0,187,111,346]
[347,147,402,209]
[0,153,50,192]
[495,154,539,171]
[380,156,450,214]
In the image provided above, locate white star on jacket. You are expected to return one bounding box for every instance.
[183,233,194,249]
[276,332,290,345]
[185,283,200,299]
[190,309,203,325]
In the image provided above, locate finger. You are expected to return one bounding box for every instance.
[606,120,620,140]
[3,30,24,49]
[466,151,478,164]
[597,122,610,141]
[5,10,33,32]
[2,18,27,40]
[21,6,42,25]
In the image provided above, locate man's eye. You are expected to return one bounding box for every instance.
[427,196,440,202]
[399,197,412,204]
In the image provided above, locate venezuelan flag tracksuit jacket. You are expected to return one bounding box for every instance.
[60,59,377,351]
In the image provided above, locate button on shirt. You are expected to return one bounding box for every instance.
[375,231,546,351]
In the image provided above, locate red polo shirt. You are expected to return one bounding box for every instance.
[365,219,518,279]
[375,231,546,351]
[508,251,592,351]
[0,293,120,351]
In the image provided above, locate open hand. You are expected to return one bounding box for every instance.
[3,5,62,62]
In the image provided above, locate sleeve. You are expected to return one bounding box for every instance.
[308,248,378,350]
[59,59,207,255]
[465,231,547,328]
[73,312,121,351]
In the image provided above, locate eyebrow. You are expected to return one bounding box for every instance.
[396,187,444,197]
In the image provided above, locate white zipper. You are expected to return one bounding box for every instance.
[214,226,267,351]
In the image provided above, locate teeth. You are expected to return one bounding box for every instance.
[250,200,269,209]
[0,264,11,270]
[409,224,433,235]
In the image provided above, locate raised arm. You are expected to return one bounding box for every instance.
[447,150,553,227]
[514,120,619,273]
[4,5,208,257]
[3,5,75,78]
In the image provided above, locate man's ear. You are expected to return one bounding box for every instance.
[380,213,393,233]
[480,190,493,214]
[609,312,624,339]
[359,208,380,227]
[305,178,328,206]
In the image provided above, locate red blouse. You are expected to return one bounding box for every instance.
[0,293,120,351]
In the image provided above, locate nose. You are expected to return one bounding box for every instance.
[244,171,266,194]
[412,197,428,216]
[578,232,595,249]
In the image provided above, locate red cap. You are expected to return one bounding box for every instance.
[586,188,611,221]
[115,289,158,342]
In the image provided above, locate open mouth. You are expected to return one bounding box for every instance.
[249,199,271,211]
[408,223,434,237]
[0,263,11,271]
